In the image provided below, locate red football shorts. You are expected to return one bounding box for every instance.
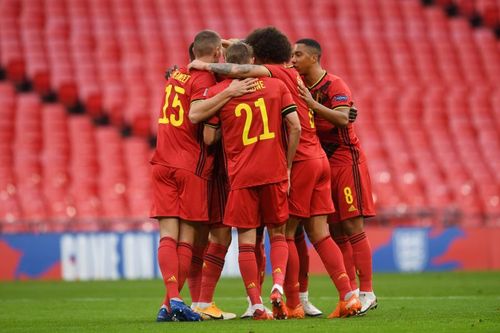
[150,164,209,222]
[223,180,289,229]
[208,173,229,228]
[328,160,376,224]
[289,156,335,218]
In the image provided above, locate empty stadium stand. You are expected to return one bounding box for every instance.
[0,0,498,231]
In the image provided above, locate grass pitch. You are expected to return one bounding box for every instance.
[1,272,499,333]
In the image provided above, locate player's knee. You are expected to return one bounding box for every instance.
[267,224,286,237]
[304,220,329,243]
[209,227,232,247]
[285,218,300,238]
[342,216,364,235]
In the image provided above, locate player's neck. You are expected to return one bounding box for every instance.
[196,55,217,63]
[304,66,326,87]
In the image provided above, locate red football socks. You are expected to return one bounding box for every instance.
[177,242,193,292]
[295,231,309,293]
[199,242,228,303]
[158,236,180,304]
[284,238,301,308]
[270,235,288,287]
[187,245,205,303]
[334,235,358,290]
[349,231,373,292]
[238,243,261,305]
[313,236,351,300]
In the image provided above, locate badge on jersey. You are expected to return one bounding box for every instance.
[333,94,348,102]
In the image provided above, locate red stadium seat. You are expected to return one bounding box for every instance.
[0,0,497,229]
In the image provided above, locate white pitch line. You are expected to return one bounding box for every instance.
[2,295,499,303]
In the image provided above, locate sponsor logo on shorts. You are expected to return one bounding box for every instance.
[348,205,358,212]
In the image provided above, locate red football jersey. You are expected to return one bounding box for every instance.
[264,64,325,161]
[207,77,297,189]
[309,72,366,166]
[151,68,217,179]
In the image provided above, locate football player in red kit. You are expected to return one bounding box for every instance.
[189,42,302,320]
[292,38,377,315]
[189,27,362,319]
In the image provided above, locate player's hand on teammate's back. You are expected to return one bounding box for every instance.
[227,78,258,97]
[349,106,358,123]
[188,59,209,71]
[165,65,179,79]
[297,80,315,108]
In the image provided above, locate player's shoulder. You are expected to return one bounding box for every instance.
[208,78,232,93]
[264,64,296,77]
[168,66,213,86]
[189,68,216,80]
[325,73,348,87]
[261,76,289,91]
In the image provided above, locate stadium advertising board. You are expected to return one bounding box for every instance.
[1,227,499,280]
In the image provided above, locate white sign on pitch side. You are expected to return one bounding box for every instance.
[393,228,428,272]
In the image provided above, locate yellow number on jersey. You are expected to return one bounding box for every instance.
[255,98,275,141]
[235,103,258,146]
[308,108,315,128]
[343,186,354,204]
[235,97,275,146]
[159,84,186,126]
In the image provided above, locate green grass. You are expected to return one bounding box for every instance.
[1,272,499,333]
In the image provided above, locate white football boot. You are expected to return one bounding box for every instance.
[241,296,273,318]
[299,291,323,317]
[358,291,378,315]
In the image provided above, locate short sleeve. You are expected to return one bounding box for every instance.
[279,82,297,116]
[190,72,217,103]
[328,77,352,109]
[205,115,221,128]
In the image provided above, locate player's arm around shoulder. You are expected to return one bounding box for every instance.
[189,79,258,124]
[188,59,271,79]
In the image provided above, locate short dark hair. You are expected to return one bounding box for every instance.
[193,30,221,57]
[225,42,253,64]
[296,38,322,61]
[245,26,292,64]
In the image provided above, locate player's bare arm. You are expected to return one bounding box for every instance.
[283,109,301,194]
[283,110,301,170]
[189,78,258,124]
[203,124,221,146]
[189,60,271,78]
[297,81,349,127]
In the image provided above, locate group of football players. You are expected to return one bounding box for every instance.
[150,26,377,322]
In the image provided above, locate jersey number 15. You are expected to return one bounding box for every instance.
[159,84,186,126]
